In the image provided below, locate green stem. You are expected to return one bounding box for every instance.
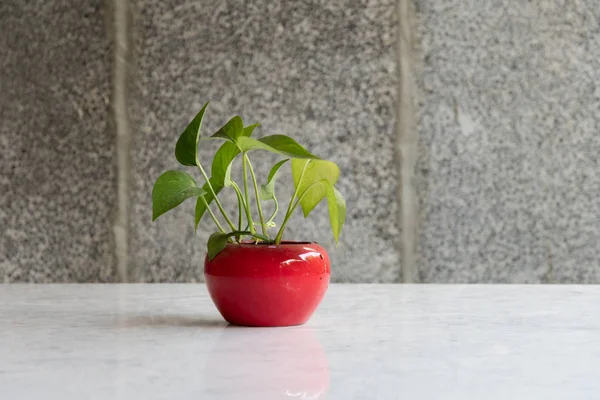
[275,180,324,244]
[245,155,268,237]
[241,154,256,234]
[275,160,311,244]
[230,181,245,231]
[196,163,236,231]
[250,232,272,242]
[267,197,279,225]
[201,197,226,234]
[221,231,271,243]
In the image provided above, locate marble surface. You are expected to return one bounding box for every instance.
[415,1,600,282]
[0,1,116,282]
[2,284,600,399]
[127,0,401,283]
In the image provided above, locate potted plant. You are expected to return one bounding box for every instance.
[151,102,346,327]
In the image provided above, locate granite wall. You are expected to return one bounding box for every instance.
[1,0,402,283]
[415,0,600,283]
[2,0,599,283]
[127,0,401,283]
[0,1,116,282]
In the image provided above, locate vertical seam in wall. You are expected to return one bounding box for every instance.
[395,0,418,283]
[112,0,131,283]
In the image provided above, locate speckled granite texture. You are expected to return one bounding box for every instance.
[415,1,600,282]
[0,1,115,282]
[7,0,599,284]
[128,0,400,282]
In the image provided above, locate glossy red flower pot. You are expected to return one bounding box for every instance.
[204,242,330,327]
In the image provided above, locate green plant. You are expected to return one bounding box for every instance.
[152,102,346,260]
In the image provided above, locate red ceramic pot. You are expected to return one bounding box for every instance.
[204,242,330,327]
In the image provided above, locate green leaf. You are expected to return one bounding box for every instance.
[260,159,288,200]
[175,102,209,166]
[152,170,206,221]
[259,135,318,159]
[209,116,244,141]
[325,185,346,244]
[223,162,234,188]
[210,123,258,187]
[206,232,230,261]
[198,121,259,232]
[243,123,260,137]
[236,135,319,159]
[211,141,240,186]
[292,159,340,217]
[206,230,268,260]
[194,178,224,232]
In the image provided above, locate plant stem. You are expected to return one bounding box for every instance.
[231,180,246,243]
[250,232,272,242]
[220,230,271,243]
[245,155,268,237]
[201,197,226,234]
[275,160,311,244]
[267,197,279,225]
[241,154,256,234]
[275,180,325,244]
[196,163,236,231]
[230,181,245,231]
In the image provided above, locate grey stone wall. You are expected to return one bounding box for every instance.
[415,0,600,282]
[127,0,400,283]
[2,0,599,283]
[0,1,116,282]
[1,0,402,283]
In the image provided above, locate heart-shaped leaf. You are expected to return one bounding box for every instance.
[292,159,340,217]
[260,159,289,200]
[209,116,244,141]
[211,141,240,186]
[175,102,209,166]
[206,230,262,260]
[243,123,260,137]
[194,178,224,232]
[152,170,206,221]
[237,135,319,159]
[326,184,346,244]
[210,123,258,186]
[223,162,234,188]
[206,232,230,261]
[199,121,258,232]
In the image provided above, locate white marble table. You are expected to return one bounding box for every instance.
[1,284,599,399]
